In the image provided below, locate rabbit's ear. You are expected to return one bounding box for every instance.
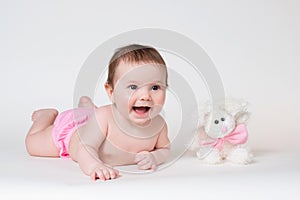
[198,111,210,127]
[223,98,249,116]
[198,101,212,127]
[235,111,250,124]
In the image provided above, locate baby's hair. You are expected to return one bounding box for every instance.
[107,44,167,87]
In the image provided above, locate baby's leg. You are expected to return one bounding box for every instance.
[25,109,60,157]
[28,109,58,135]
[78,96,96,108]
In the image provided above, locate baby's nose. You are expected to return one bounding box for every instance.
[140,93,151,101]
[139,88,152,101]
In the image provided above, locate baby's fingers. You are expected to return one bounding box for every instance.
[91,169,105,181]
[102,168,111,180]
[141,163,156,171]
[150,164,157,171]
[134,154,146,163]
[107,168,119,179]
[138,161,153,170]
[103,164,119,179]
[137,158,150,167]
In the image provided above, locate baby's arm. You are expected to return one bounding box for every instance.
[135,123,170,170]
[72,112,119,181]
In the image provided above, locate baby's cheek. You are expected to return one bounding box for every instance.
[114,95,133,116]
[155,92,166,105]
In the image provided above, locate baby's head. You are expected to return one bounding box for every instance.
[106,44,167,88]
[105,44,168,125]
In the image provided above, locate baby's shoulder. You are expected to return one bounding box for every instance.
[91,105,113,132]
[94,104,113,118]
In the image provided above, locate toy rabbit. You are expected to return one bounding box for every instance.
[191,98,253,164]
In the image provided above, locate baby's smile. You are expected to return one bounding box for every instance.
[132,106,151,117]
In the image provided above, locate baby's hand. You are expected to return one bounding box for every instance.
[134,151,157,170]
[90,163,119,181]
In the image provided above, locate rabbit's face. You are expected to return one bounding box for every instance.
[204,110,236,139]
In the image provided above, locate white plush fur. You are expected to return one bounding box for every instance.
[191,98,253,164]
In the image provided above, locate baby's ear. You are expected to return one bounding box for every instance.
[235,111,250,124]
[104,82,114,101]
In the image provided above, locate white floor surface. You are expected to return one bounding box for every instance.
[1,137,299,200]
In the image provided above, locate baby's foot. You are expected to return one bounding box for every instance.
[28,109,58,136]
[31,109,58,122]
[78,96,96,108]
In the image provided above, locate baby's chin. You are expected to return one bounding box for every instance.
[128,116,152,127]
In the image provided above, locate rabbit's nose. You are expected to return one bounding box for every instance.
[221,126,228,134]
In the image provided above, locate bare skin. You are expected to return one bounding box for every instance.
[25,109,60,157]
[26,96,169,181]
[78,96,97,108]
[25,63,171,181]
[67,98,169,181]
[25,97,93,158]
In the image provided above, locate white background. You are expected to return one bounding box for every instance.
[1,0,300,199]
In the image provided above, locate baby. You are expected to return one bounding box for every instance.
[25,44,170,181]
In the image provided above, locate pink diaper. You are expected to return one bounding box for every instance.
[52,107,94,158]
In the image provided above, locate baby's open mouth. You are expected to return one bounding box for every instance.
[132,106,151,114]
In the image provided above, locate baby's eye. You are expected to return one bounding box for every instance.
[221,117,225,121]
[214,120,219,124]
[151,85,160,91]
[129,85,138,90]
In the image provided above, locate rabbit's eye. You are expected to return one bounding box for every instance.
[214,120,219,124]
[221,117,225,121]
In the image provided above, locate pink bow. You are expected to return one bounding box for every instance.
[201,124,248,151]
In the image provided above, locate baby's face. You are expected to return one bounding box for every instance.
[110,61,167,125]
